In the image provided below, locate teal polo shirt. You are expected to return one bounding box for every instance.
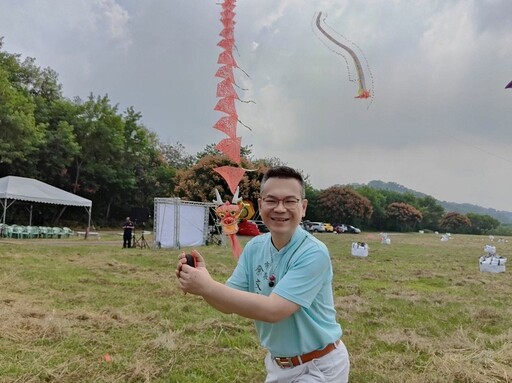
[226,227,342,357]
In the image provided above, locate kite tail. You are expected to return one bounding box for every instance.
[227,234,243,260]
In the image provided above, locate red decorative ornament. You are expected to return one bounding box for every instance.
[214,97,237,116]
[213,166,245,194]
[215,65,235,82]
[217,50,237,67]
[217,39,235,51]
[213,115,238,138]
[215,137,241,164]
[216,78,239,99]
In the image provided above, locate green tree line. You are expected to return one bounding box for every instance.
[0,40,504,234]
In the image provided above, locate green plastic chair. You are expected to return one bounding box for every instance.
[52,227,64,239]
[62,227,74,238]
[0,224,8,238]
[4,225,13,238]
[26,226,40,238]
[38,226,50,239]
[11,225,24,239]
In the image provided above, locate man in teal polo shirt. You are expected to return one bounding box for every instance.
[177,166,350,382]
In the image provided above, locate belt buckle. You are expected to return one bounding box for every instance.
[274,357,295,368]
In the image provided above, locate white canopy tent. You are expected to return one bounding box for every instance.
[0,176,92,228]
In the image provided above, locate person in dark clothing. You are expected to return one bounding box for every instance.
[122,217,134,248]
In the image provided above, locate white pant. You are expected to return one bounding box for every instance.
[264,340,350,383]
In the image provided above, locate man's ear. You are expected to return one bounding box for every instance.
[301,199,308,216]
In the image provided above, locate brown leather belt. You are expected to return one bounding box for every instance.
[274,340,340,368]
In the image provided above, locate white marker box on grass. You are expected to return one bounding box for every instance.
[479,255,507,273]
[351,242,369,257]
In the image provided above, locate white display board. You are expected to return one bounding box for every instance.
[154,198,214,248]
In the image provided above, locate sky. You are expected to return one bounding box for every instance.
[1,0,511,211]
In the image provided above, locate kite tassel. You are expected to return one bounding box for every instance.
[227,234,243,260]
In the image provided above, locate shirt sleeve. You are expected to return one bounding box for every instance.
[273,242,331,309]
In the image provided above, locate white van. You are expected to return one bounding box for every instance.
[307,222,326,233]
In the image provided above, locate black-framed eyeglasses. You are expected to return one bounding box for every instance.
[261,197,301,209]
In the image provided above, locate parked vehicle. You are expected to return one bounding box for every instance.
[324,223,334,233]
[346,225,361,233]
[335,224,361,234]
[334,224,347,233]
[306,222,326,233]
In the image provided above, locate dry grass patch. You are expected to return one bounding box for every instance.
[1,233,511,382]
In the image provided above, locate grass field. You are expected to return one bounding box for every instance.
[1,231,511,382]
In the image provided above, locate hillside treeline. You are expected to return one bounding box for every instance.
[0,40,505,234]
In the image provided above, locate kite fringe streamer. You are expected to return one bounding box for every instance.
[228,234,243,259]
[238,119,252,131]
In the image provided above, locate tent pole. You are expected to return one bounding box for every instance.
[2,198,6,225]
[88,208,92,230]
[85,206,92,240]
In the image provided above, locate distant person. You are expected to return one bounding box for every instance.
[122,217,134,248]
[177,166,349,382]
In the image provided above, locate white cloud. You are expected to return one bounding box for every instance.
[1,0,512,210]
[96,0,132,49]
[420,2,478,89]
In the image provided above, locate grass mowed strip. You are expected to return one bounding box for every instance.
[1,233,511,382]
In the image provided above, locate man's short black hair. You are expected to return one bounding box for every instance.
[260,166,305,198]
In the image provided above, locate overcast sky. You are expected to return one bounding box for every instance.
[1,0,511,210]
